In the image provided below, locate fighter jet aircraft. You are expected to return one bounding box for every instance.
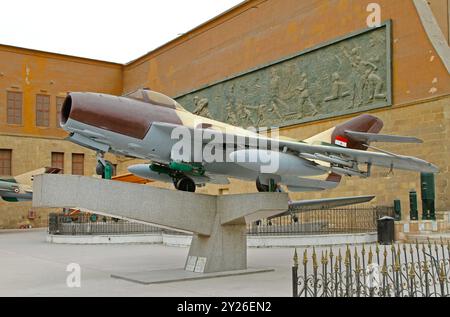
[59,89,438,197]
[0,167,61,202]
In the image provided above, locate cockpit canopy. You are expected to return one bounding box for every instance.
[124,89,186,111]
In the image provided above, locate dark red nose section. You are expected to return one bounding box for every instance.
[60,92,182,140]
[332,114,384,150]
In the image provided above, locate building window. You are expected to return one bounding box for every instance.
[51,152,64,174]
[72,154,84,175]
[36,94,50,127]
[0,149,12,176]
[7,91,22,125]
[56,97,65,128]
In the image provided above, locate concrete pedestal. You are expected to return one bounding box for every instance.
[33,175,288,275]
[111,268,274,285]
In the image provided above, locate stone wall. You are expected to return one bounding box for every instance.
[0,135,118,228]
[0,0,449,228]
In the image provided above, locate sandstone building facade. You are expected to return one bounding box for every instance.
[0,0,449,228]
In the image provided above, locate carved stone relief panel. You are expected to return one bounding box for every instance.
[176,22,392,128]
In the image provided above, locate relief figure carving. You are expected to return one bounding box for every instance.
[325,72,351,102]
[225,103,238,126]
[343,47,387,108]
[193,96,211,118]
[362,63,386,101]
[295,72,318,119]
[177,25,390,128]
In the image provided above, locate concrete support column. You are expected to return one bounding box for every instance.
[187,217,247,273]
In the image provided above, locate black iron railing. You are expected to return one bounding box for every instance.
[48,214,166,236]
[49,205,393,236]
[247,206,394,236]
[292,240,450,297]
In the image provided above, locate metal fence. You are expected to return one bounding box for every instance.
[247,206,394,236]
[49,205,393,236]
[48,213,166,236]
[292,240,450,297]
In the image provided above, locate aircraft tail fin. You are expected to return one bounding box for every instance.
[15,167,62,186]
[304,114,384,151]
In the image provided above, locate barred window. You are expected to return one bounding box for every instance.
[7,91,22,125]
[56,97,65,128]
[72,153,84,175]
[0,149,12,176]
[36,94,50,127]
[51,152,64,174]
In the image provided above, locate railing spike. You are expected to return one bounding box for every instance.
[381,250,388,274]
[394,248,401,272]
[321,251,328,265]
[313,247,318,269]
[355,253,361,273]
[368,246,373,264]
[293,248,299,267]
[345,247,350,267]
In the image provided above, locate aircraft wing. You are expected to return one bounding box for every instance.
[281,140,437,173]
[151,122,438,174]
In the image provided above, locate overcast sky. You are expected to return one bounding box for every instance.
[0,0,244,63]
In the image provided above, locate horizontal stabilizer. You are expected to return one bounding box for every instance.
[289,195,375,211]
[345,130,423,144]
[15,167,62,187]
[266,195,376,220]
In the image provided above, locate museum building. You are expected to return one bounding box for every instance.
[0,0,449,228]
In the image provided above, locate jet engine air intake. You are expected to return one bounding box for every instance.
[60,95,72,125]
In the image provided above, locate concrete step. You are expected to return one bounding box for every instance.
[404,232,450,244]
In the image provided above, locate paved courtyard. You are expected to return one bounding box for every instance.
[0,229,297,297]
